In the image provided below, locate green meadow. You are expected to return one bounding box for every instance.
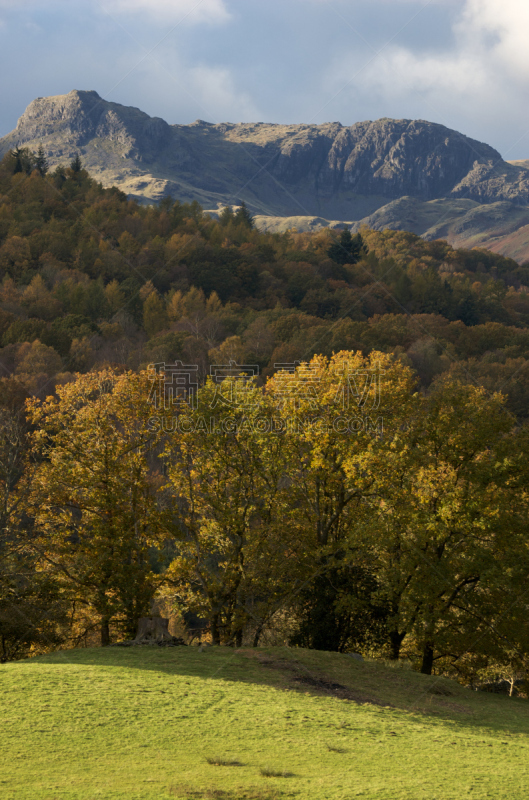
[2,646,529,800]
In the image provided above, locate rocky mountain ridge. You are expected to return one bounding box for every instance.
[2,90,529,260]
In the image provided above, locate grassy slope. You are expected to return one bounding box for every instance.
[2,646,529,800]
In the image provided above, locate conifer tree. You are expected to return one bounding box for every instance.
[234,201,254,229]
[35,145,49,177]
[70,153,82,173]
[218,206,235,227]
[327,229,365,265]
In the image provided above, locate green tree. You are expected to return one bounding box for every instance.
[70,153,82,173]
[368,379,517,672]
[327,230,364,265]
[0,387,67,662]
[234,202,254,230]
[34,145,49,177]
[266,351,417,652]
[218,206,235,227]
[10,147,35,176]
[143,291,169,338]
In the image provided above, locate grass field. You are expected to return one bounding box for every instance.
[2,645,529,800]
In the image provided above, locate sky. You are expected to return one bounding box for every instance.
[1,0,529,159]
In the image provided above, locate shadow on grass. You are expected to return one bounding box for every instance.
[34,645,529,737]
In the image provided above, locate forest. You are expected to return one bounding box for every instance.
[1,148,529,687]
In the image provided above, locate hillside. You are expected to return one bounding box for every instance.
[3,158,529,421]
[4,90,529,261]
[255,197,529,263]
[2,646,529,799]
[3,91,529,238]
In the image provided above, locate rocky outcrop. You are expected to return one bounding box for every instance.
[3,90,529,209]
[315,118,503,201]
[5,90,172,167]
[2,90,529,256]
[14,90,104,143]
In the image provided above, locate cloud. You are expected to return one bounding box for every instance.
[323,0,529,152]
[187,65,261,122]
[103,0,230,24]
[359,48,487,98]
[458,0,529,81]
[358,0,529,93]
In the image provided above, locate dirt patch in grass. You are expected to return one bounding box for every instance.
[433,700,474,714]
[247,654,391,707]
[427,684,455,696]
[169,786,295,799]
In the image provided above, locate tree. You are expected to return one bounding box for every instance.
[143,291,169,339]
[266,351,417,651]
[15,340,63,377]
[104,280,126,316]
[34,145,49,177]
[27,370,169,645]
[327,230,365,265]
[163,377,299,645]
[234,202,254,230]
[368,379,518,672]
[218,206,235,227]
[0,386,67,662]
[70,153,83,173]
[9,147,35,176]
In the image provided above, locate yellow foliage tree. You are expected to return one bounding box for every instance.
[27,369,169,645]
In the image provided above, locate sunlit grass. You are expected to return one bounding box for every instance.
[1,645,528,799]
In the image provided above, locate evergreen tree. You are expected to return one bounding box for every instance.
[234,201,254,229]
[327,229,365,265]
[70,153,82,173]
[35,145,49,177]
[12,148,23,175]
[10,147,34,176]
[218,206,235,227]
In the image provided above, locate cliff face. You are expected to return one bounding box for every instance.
[288,118,502,201]
[13,90,171,158]
[2,90,529,226]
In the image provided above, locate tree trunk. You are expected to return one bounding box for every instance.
[253,623,263,648]
[420,643,434,675]
[389,630,405,660]
[134,617,173,643]
[211,614,221,645]
[101,619,111,647]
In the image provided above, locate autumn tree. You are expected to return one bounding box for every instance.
[163,376,302,645]
[368,379,519,672]
[265,351,418,651]
[143,291,168,338]
[0,381,67,661]
[27,369,169,645]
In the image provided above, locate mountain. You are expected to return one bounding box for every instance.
[2,90,529,259]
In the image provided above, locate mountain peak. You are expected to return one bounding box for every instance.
[1,90,526,217]
[15,89,106,140]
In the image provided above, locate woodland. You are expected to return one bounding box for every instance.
[2,148,529,687]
